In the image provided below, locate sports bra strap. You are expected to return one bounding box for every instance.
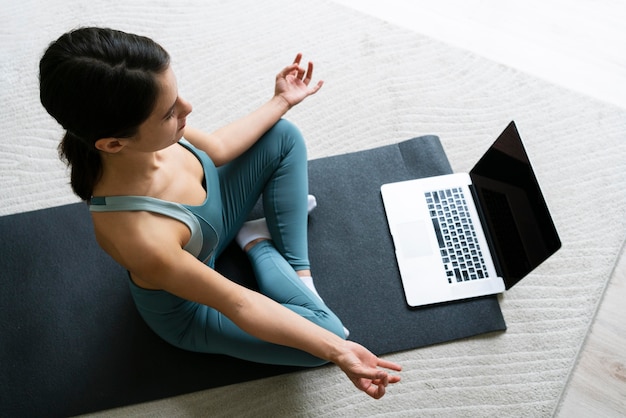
[89,196,203,258]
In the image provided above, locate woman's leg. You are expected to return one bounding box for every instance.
[215,119,310,270]
[188,120,347,365]
[182,240,344,366]
[218,119,331,303]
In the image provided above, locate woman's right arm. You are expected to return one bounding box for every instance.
[93,211,402,398]
[183,54,323,167]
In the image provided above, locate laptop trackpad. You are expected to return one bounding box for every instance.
[394,220,433,258]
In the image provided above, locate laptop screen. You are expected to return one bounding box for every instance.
[469,121,561,289]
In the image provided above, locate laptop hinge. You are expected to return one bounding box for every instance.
[468,184,504,278]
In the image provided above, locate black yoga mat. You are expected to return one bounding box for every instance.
[0,136,505,418]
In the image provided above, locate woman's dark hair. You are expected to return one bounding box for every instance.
[39,27,170,201]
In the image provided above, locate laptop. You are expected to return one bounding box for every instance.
[381,121,561,307]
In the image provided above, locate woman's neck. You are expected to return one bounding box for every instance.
[94,148,167,197]
[93,142,206,205]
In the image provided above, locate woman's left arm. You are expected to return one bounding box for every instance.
[184,53,323,166]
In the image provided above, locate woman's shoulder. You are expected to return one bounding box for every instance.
[91,208,191,271]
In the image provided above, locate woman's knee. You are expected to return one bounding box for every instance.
[265,119,306,156]
[309,309,348,342]
[272,118,303,138]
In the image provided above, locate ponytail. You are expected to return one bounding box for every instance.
[58,132,102,201]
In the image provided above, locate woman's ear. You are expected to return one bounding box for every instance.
[94,137,126,153]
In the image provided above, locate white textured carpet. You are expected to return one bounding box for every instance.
[2,0,625,416]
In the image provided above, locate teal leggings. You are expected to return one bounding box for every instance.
[130,120,345,366]
[215,119,312,271]
[210,119,346,365]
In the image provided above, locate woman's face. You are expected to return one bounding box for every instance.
[126,65,193,152]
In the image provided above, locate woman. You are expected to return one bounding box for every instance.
[40,27,401,399]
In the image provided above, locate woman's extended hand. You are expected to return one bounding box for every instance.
[274,53,324,108]
[335,340,402,399]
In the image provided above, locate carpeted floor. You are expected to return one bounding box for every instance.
[1,0,625,416]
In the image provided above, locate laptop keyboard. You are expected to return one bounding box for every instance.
[425,188,489,284]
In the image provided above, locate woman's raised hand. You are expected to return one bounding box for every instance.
[335,340,402,399]
[274,53,324,108]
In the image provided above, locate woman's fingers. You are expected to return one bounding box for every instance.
[286,53,316,84]
[293,52,302,66]
[378,358,403,372]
